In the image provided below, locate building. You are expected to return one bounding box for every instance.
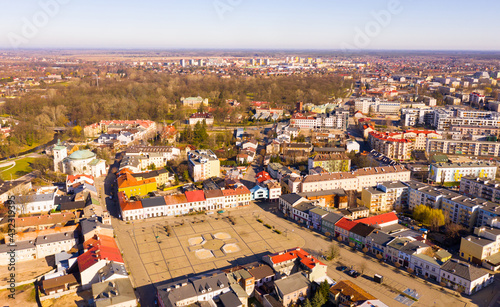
[77,235,124,289]
[404,180,460,211]
[428,162,497,184]
[117,169,157,198]
[427,139,500,157]
[328,280,377,306]
[320,212,344,237]
[263,247,326,281]
[460,177,500,203]
[361,181,408,212]
[92,278,137,307]
[460,226,500,265]
[441,196,486,230]
[274,272,311,306]
[181,96,209,108]
[132,168,172,188]
[368,131,413,160]
[188,112,214,125]
[308,153,351,173]
[53,147,106,177]
[188,150,220,182]
[439,259,493,295]
[156,272,230,307]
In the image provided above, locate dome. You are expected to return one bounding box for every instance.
[68,150,96,160]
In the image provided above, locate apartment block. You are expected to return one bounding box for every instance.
[426,139,500,157]
[188,150,221,182]
[460,177,500,203]
[428,162,497,184]
[361,181,408,212]
[307,152,351,173]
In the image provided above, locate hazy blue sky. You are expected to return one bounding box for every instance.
[1,0,499,50]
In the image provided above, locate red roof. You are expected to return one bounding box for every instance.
[269,247,324,268]
[256,171,271,183]
[77,245,124,272]
[335,218,358,231]
[356,212,398,226]
[185,190,206,202]
[78,235,123,272]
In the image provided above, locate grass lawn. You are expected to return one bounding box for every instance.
[0,157,34,180]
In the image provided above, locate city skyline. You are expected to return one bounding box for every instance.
[1,0,500,50]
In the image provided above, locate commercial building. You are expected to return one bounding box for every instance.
[117,169,157,198]
[428,162,497,184]
[439,259,493,295]
[460,226,500,266]
[188,150,220,182]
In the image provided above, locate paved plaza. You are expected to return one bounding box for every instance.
[115,207,305,286]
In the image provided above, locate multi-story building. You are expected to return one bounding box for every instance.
[460,177,500,203]
[427,139,500,157]
[181,96,209,108]
[403,180,460,211]
[361,181,408,212]
[188,112,214,125]
[307,152,351,173]
[428,162,497,184]
[117,169,157,198]
[188,150,220,182]
[401,107,434,127]
[441,196,486,230]
[370,101,401,115]
[433,107,500,130]
[404,130,441,150]
[368,131,413,160]
[460,226,500,264]
[449,125,500,138]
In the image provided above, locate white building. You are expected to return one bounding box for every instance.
[429,162,497,184]
[439,259,493,295]
[188,150,220,182]
[346,140,360,153]
[53,147,106,177]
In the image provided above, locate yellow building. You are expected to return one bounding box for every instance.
[132,168,171,188]
[117,169,157,198]
[308,153,351,173]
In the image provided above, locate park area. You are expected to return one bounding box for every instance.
[0,157,34,181]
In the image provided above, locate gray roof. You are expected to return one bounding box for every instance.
[80,217,113,236]
[157,279,196,307]
[0,240,35,253]
[219,291,242,307]
[191,272,229,295]
[35,231,77,245]
[92,278,136,307]
[16,192,55,204]
[279,193,303,205]
[440,259,489,281]
[378,181,408,189]
[141,196,166,208]
[309,207,329,217]
[274,272,310,296]
[247,264,275,280]
[431,161,495,169]
[399,241,429,255]
[98,261,128,281]
[293,202,316,212]
[322,212,344,225]
[463,236,494,247]
[367,231,394,246]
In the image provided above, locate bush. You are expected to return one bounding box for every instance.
[257,218,263,223]
[264,224,272,229]
[274,229,282,234]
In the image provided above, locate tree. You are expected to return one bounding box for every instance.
[311,291,326,307]
[182,170,190,182]
[359,261,367,275]
[413,204,445,230]
[302,299,312,307]
[148,163,157,171]
[318,280,330,299]
[325,244,340,261]
[30,156,53,173]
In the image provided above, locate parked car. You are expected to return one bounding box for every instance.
[337,265,348,271]
[347,270,360,278]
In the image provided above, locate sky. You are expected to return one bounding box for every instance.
[0,0,499,50]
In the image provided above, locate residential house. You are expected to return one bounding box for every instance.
[92,278,137,307]
[274,272,310,306]
[321,212,344,237]
[328,280,376,307]
[439,259,493,295]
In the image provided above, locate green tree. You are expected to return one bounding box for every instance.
[311,291,326,307]
[30,156,53,173]
[302,298,312,307]
[318,280,330,299]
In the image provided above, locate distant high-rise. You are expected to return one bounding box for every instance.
[264,59,270,66]
[180,59,186,67]
[198,59,204,66]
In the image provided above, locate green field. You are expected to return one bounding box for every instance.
[0,157,34,181]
